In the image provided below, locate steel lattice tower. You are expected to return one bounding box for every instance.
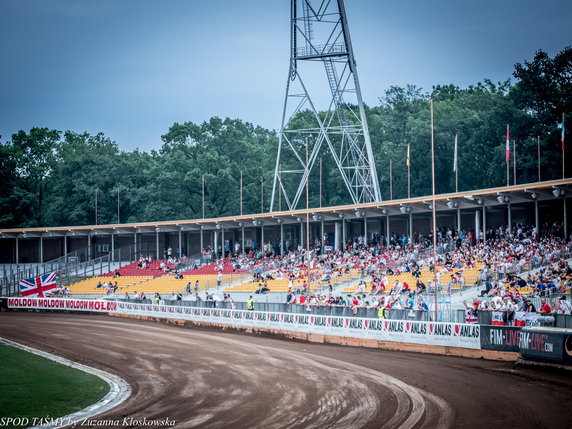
[270,0,381,212]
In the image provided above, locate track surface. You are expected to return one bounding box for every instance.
[0,313,571,429]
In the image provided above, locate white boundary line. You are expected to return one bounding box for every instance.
[0,336,131,429]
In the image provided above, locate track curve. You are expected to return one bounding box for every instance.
[0,312,570,429]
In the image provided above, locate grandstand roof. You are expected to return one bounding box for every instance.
[1,178,570,238]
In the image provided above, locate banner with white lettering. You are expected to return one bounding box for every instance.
[112,302,481,349]
[7,298,118,312]
[7,299,481,350]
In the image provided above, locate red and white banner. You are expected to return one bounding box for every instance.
[491,311,505,326]
[8,298,117,312]
[6,299,481,349]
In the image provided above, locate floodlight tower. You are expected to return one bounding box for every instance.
[270,0,381,212]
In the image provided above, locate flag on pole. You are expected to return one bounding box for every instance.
[406,143,410,167]
[453,135,458,172]
[19,272,57,297]
[506,125,510,163]
[561,114,565,152]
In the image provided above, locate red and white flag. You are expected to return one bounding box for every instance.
[19,272,57,297]
[505,124,510,163]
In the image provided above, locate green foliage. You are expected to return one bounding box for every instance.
[1,48,569,228]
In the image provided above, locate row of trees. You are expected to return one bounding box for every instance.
[1,48,570,228]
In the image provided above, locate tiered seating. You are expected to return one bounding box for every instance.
[68,276,152,294]
[100,260,173,277]
[225,269,361,293]
[123,273,249,295]
[343,263,483,293]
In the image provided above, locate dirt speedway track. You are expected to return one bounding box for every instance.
[1,313,571,429]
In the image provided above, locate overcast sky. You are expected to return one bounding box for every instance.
[1,0,570,152]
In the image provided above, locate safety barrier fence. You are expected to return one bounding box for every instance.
[3,297,572,365]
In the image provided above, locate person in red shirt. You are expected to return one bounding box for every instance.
[537,298,551,314]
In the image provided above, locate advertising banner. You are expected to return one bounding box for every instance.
[480,325,522,352]
[518,328,563,361]
[7,298,118,312]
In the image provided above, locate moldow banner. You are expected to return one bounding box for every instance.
[7,297,118,312]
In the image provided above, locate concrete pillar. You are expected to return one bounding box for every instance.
[87,234,91,260]
[507,203,512,236]
[280,223,284,255]
[155,229,159,259]
[214,231,218,257]
[482,206,487,242]
[241,226,245,255]
[475,210,480,238]
[334,222,341,250]
[178,229,182,257]
[200,229,204,258]
[534,200,539,234]
[133,232,137,256]
[363,215,368,244]
[221,228,225,257]
[261,224,265,252]
[409,212,413,240]
[564,198,568,239]
[300,222,304,249]
[320,220,325,254]
[386,215,390,243]
[111,232,115,256]
[64,235,68,256]
[342,218,346,249]
[457,208,461,233]
[15,237,19,265]
[39,236,44,263]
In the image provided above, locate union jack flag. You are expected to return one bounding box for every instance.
[19,272,57,297]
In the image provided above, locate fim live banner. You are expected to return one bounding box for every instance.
[7,298,118,312]
[114,301,481,349]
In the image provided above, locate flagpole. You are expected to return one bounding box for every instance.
[389,159,393,200]
[95,189,98,225]
[506,125,510,187]
[319,157,323,208]
[537,136,541,182]
[202,175,205,219]
[240,170,243,216]
[455,134,458,193]
[117,189,120,224]
[407,143,411,199]
[513,140,516,185]
[278,164,282,212]
[563,113,566,179]
[261,177,264,213]
[306,137,310,295]
[430,99,438,322]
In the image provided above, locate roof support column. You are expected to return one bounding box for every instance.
[39,236,43,263]
[386,215,390,245]
[221,227,225,258]
[409,212,413,242]
[482,206,487,242]
[155,228,159,260]
[534,200,539,237]
[320,219,324,255]
[200,228,204,261]
[342,218,346,250]
[507,203,512,237]
[457,208,461,234]
[564,197,568,239]
[280,223,284,255]
[178,229,182,258]
[363,215,368,246]
[241,226,245,256]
